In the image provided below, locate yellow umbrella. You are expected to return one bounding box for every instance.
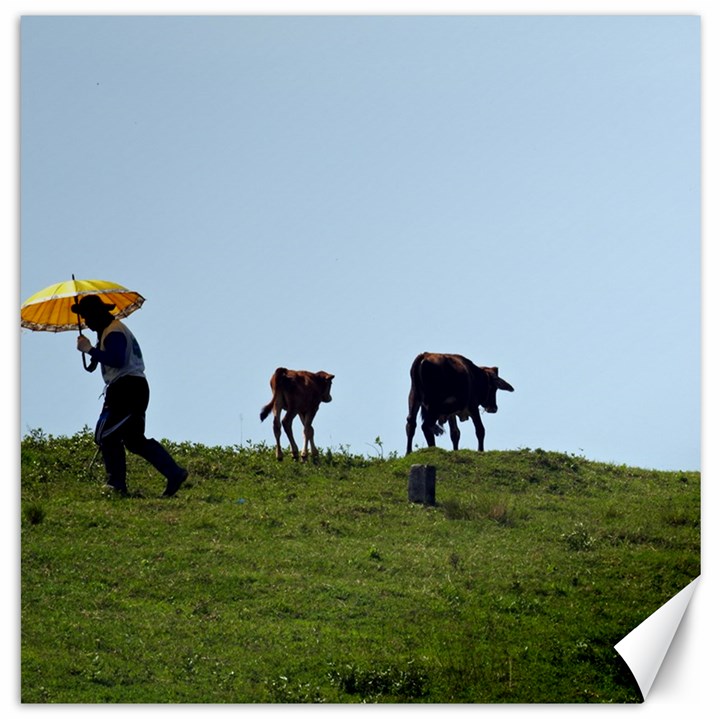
[21,276,145,333]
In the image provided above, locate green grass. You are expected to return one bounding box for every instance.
[20,429,700,703]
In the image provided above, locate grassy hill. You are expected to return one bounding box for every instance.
[20,429,700,703]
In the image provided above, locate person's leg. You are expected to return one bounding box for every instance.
[99,437,128,493]
[117,376,188,496]
[95,409,129,494]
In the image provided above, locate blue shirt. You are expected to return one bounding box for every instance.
[88,319,146,385]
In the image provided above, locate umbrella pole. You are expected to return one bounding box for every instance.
[77,315,89,371]
[72,274,89,371]
[87,446,100,480]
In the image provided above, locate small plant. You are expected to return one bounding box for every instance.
[366,436,384,459]
[328,660,429,700]
[442,498,475,520]
[266,675,326,703]
[23,503,45,526]
[368,546,382,561]
[662,505,698,528]
[562,522,597,551]
[488,504,514,527]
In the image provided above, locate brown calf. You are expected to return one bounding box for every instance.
[260,367,334,461]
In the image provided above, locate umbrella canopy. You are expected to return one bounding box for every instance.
[21,277,145,332]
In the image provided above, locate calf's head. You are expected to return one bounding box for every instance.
[316,372,335,403]
[480,366,514,413]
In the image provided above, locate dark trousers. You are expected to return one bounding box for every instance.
[96,375,183,491]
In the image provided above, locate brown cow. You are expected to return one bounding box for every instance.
[260,367,334,462]
[406,352,514,454]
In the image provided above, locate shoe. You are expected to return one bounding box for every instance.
[102,483,129,497]
[162,468,188,498]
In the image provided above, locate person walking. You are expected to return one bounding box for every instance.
[72,294,188,497]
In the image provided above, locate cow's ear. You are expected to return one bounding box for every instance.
[497,377,514,392]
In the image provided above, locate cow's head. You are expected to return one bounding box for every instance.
[317,372,335,403]
[480,367,514,413]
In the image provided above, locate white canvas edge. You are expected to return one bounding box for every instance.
[614,576,701,700]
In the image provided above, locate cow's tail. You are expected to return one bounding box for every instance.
[421,409,445,437]
[259,367,289,421]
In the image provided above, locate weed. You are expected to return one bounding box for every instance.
[662,506,699,528]
[441,498,475,520]
[23,503,45,526]
[368,546,382,561]
[562,522,597,551]
[270,677,325,702]
[487,504,514,526]
[328,660,429,701]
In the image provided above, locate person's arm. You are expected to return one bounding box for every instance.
[77,335,98,372]
[87,331,127,368]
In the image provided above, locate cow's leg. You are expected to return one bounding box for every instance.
[299,411,319,463]
[282,411,300,461]
[469,407,486,451]
[448,415,461,450]
[406,392,420,454]
[420,411,439,449]
[272,412,284,461]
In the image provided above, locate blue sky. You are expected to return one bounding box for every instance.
[19,13,700,471]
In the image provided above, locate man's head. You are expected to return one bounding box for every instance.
[71,294,115,331]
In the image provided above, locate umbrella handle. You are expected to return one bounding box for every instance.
[81,346,90,371]
[73,277,91,372]
[77,328,94,372]
[79,334,100,372]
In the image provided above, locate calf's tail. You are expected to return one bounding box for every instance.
[259,402,273,422]
[260,367,289,421]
